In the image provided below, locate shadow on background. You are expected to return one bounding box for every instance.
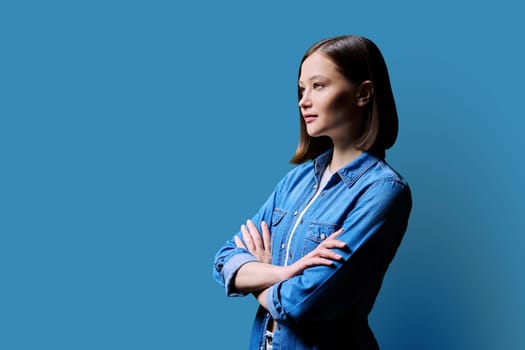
[370,53,525,349]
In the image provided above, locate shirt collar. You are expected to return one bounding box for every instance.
[313,148,380,188]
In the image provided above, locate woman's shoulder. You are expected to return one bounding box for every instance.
[373,159,409,186]
[344,154,410,195]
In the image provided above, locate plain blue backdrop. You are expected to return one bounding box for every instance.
[1,1,524,349]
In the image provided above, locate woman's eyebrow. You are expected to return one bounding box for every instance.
[308,75,328,81]
[299,75,329,85]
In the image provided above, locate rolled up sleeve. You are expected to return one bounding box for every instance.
[221,250,258,297]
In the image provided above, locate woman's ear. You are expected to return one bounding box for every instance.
[356,80,374,107]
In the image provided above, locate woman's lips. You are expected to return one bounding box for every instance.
[303,114,318,123]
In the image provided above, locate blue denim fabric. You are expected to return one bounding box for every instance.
[213,150,412,350]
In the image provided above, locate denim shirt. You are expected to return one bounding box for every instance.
[213,150,412,350]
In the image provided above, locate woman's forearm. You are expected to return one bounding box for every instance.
[233,224,345,296]
[233,261,290,293]
[255,288,269,310]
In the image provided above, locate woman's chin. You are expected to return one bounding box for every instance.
[306,129,327,139]
[306,126,321,138]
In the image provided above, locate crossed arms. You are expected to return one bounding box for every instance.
[232,219,345,309]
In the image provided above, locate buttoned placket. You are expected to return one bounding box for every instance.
[282,165,325,266]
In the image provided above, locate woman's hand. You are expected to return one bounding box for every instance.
[285,228,346,278]
[233,223,345,291]
[235,220,272,264]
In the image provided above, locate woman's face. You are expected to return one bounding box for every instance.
[298,52,361,142]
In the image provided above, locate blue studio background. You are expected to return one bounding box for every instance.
[1,1,524,349]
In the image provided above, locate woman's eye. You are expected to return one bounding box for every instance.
[313,82,324,89]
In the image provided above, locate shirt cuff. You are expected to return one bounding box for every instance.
[266,283,282,321]
[223,252,258,297]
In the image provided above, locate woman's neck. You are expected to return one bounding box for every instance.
[329,145,363,173]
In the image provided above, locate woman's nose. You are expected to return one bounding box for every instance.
[298,93,311,109]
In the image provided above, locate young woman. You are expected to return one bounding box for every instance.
[213,35,412,350]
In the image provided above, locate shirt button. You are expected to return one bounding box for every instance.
[300,219,304,224]
[289,253,292,258]
[293,211,298,216]
[313,185,318,189]
[320,234,326,240]
[281,243,285,249]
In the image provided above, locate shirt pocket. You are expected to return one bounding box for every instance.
[303,221,339,256]
[271,208,287,226]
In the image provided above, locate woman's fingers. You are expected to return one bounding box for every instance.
[241,224,255,252]
[234,235,246,248]
[306,256,336,267]
[247,220,264,252]
[260,221,272,264]
[309,246,343,261]
[320,239,346,250]
[327,227,344,240]
[287,228,346,276]
[261,221,271,252]
[239,220,272,264]
[319,227,346,249]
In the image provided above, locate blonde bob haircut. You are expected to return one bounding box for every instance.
[290,35,398,163]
